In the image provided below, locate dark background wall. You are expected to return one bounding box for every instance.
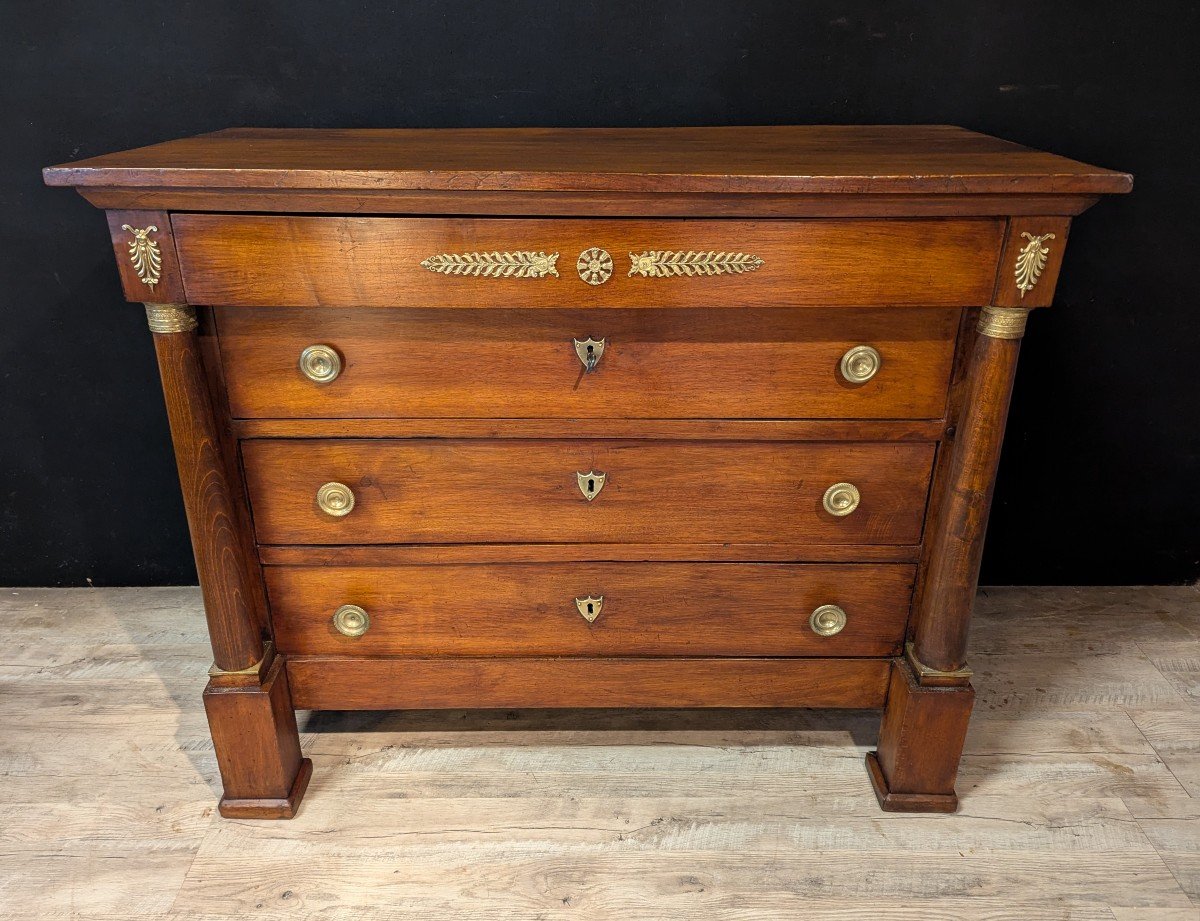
[1,1,1196,586]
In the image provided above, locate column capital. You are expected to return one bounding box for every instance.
[977,305,1029,340]
[144,302,197,333]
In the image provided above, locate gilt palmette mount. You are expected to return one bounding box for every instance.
[121,224,163,289]
[1014,232,1055,298]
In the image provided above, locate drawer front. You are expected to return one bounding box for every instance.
[175,215,1002,308]
[242,439,935,546]
[266,562,914,657]
[219,307,958,420]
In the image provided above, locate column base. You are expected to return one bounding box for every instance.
[866,656,974,813]
[204,655,310,820]
[219,758,313,820]
[865,751,958,813]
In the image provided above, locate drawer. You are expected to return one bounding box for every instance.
[266,562,915,657]
[242,439,935,546]
[218,307,958,420]
[175,215,1003,308]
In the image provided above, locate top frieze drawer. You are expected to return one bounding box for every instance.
[171,215,1004,309]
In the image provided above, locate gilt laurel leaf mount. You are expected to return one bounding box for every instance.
[420,251,560,279]
[628,250,764,278]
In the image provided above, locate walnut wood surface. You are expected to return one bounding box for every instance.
[258,543,922,565]
[218,307,957,421]
[869,658,975,812]
[104,210,186,303]
[908,308,976,647]
[75,187,1106,218]
[992,217,1073,307]
[44,125,1132,196]
[265,562,914,658]
[175,215,1002,309]
[203,657,309,819]
[150,327,263,671]
[197,310,270,636]
[286,656,891,710]
[912,329,1022,672]
[234,418,947,442]
[241,439,936,546]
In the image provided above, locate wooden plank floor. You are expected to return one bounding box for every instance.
[1,586,1198,920]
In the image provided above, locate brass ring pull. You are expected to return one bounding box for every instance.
[822,482,860,517]
[575,595,604,623]
[574,337,606,372]
[332,604,370,637]
[299,344,342,384]
[809,604,847,636]
[317,481,355,517]
[840,345,881,383]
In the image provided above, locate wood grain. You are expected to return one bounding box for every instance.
[104,209,186,303]
[150,327,263,671]
[74,186,1107,218]
[286,656,891,710]
[217,307,958,420]
[197,309,269,636]
[992,217,1074,307]
[257,542,922,565]
[871,658,975,811]
[174,215,1003,308]
[44,125,1133,195]
[233,417,948,442]
[241,439,936,546]
[911,328,1022,672]
[265,562,915,657]
[203,656,310,819]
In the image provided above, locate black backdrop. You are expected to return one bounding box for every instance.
[2,2,1196,586]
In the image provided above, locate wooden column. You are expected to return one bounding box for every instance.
[909,216,1069,675]
[147,302,311,817]
[867,310,1020,808]
[146,303,264,671]
[909,308,1025,673]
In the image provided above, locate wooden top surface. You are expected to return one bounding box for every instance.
[44,126,1131,196]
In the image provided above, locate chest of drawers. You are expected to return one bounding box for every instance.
[45,126,1130,817]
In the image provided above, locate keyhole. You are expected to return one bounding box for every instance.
[587,478,595,494]
[586,602,595,615]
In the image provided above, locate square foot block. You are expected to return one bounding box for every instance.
[865,751,958,813]
[218,757,313,820]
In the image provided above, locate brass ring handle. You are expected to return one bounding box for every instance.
[332,604,370,637]
[840,345,881,383]
[809,604,847,637]
[299,344,342,384]
[822,482,860,517]
[317,481,355,517]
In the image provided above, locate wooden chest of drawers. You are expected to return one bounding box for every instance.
[45,126,1130,817]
